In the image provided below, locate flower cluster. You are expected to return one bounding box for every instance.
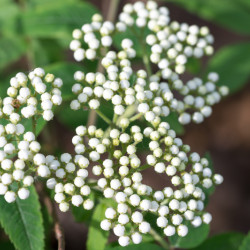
[4,68,63,121]
[70,14,115,62]
[0,0,228,248]
[0,128,38,202]
[136,72,229,125]
[70,48,139,116]
[118,1,213,74]
[0,68,63,203]
[70,1,229,126]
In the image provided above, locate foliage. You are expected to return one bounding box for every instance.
[0,186,44,250]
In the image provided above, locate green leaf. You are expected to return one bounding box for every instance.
[239,232,250,250]
[166,0,250,35]
[22,2,98,43]
[71,192,95,224]
[207,42,250,94]
[30,38,65,67]
[0,186,44,250]
[56,105,89,130]
[192,232,245,250]
[0,0,19,36]
[169,222,210,248]
[0,37,27,70]
[186,57,201,75]
[71,206,93,224]
[106,243,165,250]
[87,202,109,250]
[40,204,53,249]
[21,117,47,136]
[27,0,78,9]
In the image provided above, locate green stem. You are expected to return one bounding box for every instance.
[113,113,118,124]
[129,112,143,122]
[115,104,137,125]
[142,51,152,76]
[150,228,170,250]
[96,110,112,125]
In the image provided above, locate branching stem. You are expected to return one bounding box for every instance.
[129,112,143,122]
[96,109,112,125]
[150,228,170,250]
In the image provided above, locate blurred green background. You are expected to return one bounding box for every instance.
[0,0,250,249]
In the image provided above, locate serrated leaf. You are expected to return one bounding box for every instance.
[0,37,27,70]
[239,232,250,250]
[0,186,44,250]
[192,232,245,250]
[87,202,109,250]
[166,0,250,35]
[22,2,98,43]
[169,222,210,249]
[106,243,165,250]
[207,42,250,94]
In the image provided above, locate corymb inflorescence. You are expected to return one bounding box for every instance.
[0,0,228,247]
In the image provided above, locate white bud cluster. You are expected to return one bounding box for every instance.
[4,68,63,122]
[70,1,229,126]
[70,14,116,62]
[69,124,222,245]
[136,72,229,125]
[0,129,40,202]
[118,1,214,74]
[70,45,138,116]
[42,153,94,212]
[0,1,228,248]
[0,68,63,202]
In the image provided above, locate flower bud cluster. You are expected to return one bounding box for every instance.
[70,45,138,116]
[70,14,116,62]
[0,128,39,202]
[69,1,229,126]
[0,68,63,203]
[43,153,94,212]
[118,1,214,74]
[0,0,228,248]
[3,68,63,122]
[136,72,229,125]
